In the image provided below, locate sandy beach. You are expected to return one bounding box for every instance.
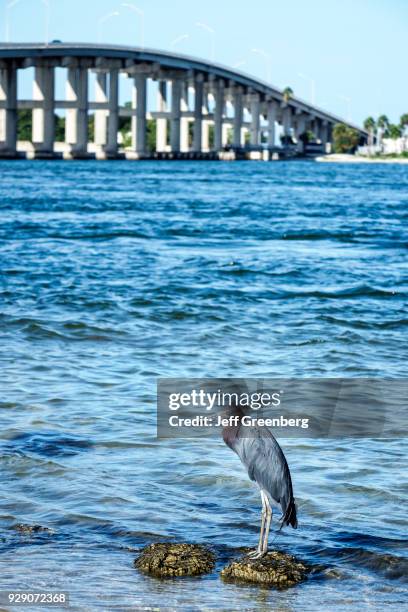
[316,153,408,164]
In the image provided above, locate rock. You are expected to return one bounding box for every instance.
[134,543,215,578]
[14,524,52,535]
[221,550,309,588]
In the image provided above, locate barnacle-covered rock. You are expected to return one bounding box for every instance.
[134,543,215,578]
[221,550,309,588]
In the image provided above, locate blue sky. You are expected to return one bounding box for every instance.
[3,0,407,125]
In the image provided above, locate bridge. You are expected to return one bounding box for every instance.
[0,43,367,160]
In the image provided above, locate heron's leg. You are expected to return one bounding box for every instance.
[247,490,267,559]
[261,496,273,555]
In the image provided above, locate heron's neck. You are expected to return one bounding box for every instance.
[221,405,243,449]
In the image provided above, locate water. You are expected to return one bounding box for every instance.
[0,160,407,610]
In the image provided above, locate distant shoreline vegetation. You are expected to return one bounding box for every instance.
[332,113,408,156]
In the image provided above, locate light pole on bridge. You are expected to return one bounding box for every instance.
[170,34,189,51]
[298,72,316,106]
[121,3,145,49]
[195,22,215,62]
[251,48,272,83]
[338,94,352,122]
[6,0,51,45]
[5,0,21,43]
[97,11,120,44]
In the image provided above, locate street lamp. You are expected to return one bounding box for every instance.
[251,48,271,82]
[121,3,145,49]
[298,72,316,105]
[97,11,120,44]
[195,22,215,62]
[5,0,21,43]
[170,34,189,51]
[6,0,50,45]
[338,94,352,122]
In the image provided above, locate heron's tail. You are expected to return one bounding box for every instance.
[280,498,298,530]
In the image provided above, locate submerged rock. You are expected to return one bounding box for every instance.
[134,543,215,578]
[221,550,309,588]
[14,524,52,535]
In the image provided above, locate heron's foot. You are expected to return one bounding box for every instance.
[247,548,266,559]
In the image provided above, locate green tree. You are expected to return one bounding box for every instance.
[87,113,95,142]
[17,110,32,140]
[376,114,389,148]
[377,115,389,130]
[332,123,360,153]
[282,86,293,103]
[146,119,156,152]
[400,113,408,134]
[299,129,314,144]
[208,124,214,149]
[363,116,376,150]
[119,114,158,152]
[363,116,376,132]
[18,111,65,142]
[55,115,65,141]
[386,123,402,139]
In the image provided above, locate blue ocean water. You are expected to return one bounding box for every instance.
[0,160,407,610]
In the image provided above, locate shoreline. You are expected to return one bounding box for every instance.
[315,153,408,164]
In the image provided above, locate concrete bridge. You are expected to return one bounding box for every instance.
[0,43,367,160]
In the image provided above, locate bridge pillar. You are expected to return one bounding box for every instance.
[320,120,328,150]
[0,64,17,156]
[170,79,181,152]
[94,71,108,149]
[193,77,203,152]
[282,105,292,137]
[327,123,333,151]
[32,64,55,155]
[202,120,210,152]
[131,74,146,156]
[267,100,277,147]
[156,80,167,152]
[214,80,224,151]
[222,123,229,146]
[106,69,119,155]
[295,114,306,152]
[65,66,89,157]
[201,87,210,152]
[250,93,260,146]
[233,87,243,148]
[313,118,320,142]
[180,82,190,152]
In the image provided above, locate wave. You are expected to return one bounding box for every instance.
[2,431,93,458]
[339,548,408,581]
[277,285,401,299]
[322,315,408,330]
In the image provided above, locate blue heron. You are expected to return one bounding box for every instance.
[222,403,297,558]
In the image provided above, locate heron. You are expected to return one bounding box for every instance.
[222,402,297,558]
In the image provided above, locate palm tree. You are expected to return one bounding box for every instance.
[377,114,389,128]
[400,113,408,152]
[388,124,402,139]
[282,86,293,103]
[377,114,389,149]
[400,113,408,132]
[363,116,376,152]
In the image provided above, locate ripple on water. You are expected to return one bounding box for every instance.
[0,161,407,609]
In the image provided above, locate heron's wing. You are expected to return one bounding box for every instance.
[232,424,295,513]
